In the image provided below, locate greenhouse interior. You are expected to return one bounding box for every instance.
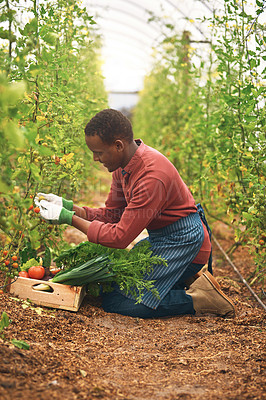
[0,1,265,399]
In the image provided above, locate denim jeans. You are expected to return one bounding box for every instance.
[101,262,203,318]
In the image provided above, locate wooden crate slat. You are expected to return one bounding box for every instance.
[9,277,86,312]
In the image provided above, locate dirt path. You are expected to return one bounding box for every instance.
[0,222,265,400]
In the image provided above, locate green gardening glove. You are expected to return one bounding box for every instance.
[39,200,75,225]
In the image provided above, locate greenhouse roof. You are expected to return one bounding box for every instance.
[83,0,265,109]
[84,0,216,93]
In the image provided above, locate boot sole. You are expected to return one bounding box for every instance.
[203,272,236,318]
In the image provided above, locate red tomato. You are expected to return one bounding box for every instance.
[19,271,29,278]
[3,250,8,256]
[28,266,45,279]
[34,207,40,214]
[12,262,19,269]
[28,205,34,211]
[12,255,18,261]
[50,268,61,276]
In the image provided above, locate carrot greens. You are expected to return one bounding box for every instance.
[52,241,167,302]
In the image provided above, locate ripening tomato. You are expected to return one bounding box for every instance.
[28,266,45,279]
[12,262,19,269]
[19,271,29,278]
[50,268,61,276]
[12,255,18,261]
[4,260,10,266]
[34,207,40,214]
[28,205,34,211]
[3,250,8,256]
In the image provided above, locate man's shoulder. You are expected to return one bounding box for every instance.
[129,145,178,192]
[142,143,177,174]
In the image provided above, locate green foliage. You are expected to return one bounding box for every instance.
[19,241,39,264]
[0,311,10,335]
[52,254,114,285]
[0,0,108,286]
[0,312,30,349]
[0,75,26,193]
[20,258,40,272]
[11,339,30,350]
[133,1,265,282]
[53,240,166,302]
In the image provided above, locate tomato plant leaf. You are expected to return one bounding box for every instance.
[0,312,10,334]
[11,339,30,350]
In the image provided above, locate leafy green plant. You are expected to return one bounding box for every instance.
[133,0,265,282]
[0,311,30,350]
[53,241,167,302]
[0,0,108,289]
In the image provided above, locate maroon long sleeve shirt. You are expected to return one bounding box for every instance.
[83,140,211,264]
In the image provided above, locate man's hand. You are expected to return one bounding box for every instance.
[35,193,73,211]
[39,200,75,225]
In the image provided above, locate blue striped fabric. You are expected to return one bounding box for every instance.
[124,211,204,309]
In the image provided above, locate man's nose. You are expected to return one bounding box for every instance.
[93,154,99,162]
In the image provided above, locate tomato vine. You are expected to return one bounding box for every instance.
[133,0,265,283]
[0,0,108,289]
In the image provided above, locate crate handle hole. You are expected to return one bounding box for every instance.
[32,283,54,293]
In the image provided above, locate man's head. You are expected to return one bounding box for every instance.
[84,108,133,145]
[84,109,136,172]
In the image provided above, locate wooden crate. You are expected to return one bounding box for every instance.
[9,277,86,312]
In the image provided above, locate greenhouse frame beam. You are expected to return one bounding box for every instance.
[90,0,209,39]
[109,91,139,94]
[90,3,159,34]
[96,16,158,41]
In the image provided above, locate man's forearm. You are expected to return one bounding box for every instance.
[73,204,87,219]
[72,214,91,236]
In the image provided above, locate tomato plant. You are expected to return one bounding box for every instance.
[0,0,108,291]
[133,0,265,282]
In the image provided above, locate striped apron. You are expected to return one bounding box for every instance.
[125,209,205,309]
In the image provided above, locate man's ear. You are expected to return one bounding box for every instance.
[114,139,124,152]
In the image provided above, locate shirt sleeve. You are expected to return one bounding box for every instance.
[87,177,168,248]
[83,172,127,224]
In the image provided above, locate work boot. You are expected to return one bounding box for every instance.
[186,271,235,318]
[184,265,208,288]
[185,272,202,288]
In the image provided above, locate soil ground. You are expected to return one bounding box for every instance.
[0,221,265,400]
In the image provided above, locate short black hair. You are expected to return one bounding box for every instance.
[84,109,134,145]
